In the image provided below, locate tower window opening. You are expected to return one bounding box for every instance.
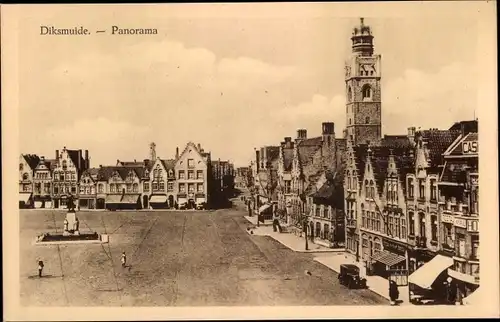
[362,85,372,100]
[370,71,374,76]
[365,117,370,124]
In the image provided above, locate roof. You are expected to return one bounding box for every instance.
[445,132,478,156]
[22,154,40,170]
[66,149,86,170]
[312,173,344,207]
[448,120,478,134]
[96,166,146,181]
[82,167,100,181]
[119,161,145,167]
[297,137,323,166]
[419,129,461,167]
[381,135,412,148]
[160,159,176,170]
[353,144,369,183]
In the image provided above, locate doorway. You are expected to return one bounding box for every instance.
[168,195,174,208]
[143,195,149,209]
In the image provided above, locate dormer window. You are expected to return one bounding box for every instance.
[62,160,67,169]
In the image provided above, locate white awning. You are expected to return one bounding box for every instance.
[19,193,32,203]
[259,204,271,214]
[463,287,481,305]
[150,195,167,203]
[447,268,480,285]
[196,197,205,204]
[408,254,453,290]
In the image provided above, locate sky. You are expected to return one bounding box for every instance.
[17,3,480,167]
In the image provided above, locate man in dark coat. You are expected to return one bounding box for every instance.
[389,279,399,305]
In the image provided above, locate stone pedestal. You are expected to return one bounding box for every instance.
[63,231,71,236]
[74,230,80,236]
[66,211,76,228]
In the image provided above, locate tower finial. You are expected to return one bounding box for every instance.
[360,17,364,26]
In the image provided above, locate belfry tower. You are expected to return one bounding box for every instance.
[344,18,382,146]
[149,142,156,160]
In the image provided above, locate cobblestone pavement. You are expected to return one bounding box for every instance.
[20,208,386,306]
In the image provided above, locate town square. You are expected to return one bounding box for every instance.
[8,3,495,316]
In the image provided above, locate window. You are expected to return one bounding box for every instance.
[188,183,195,193]
[71,186,76,194]
[110,184,115,193]
[419,213,426,237]
[62,160,67,168]
[23,173,29,180]
[159,182,165,191]
[179,183,186,193]
[431,215,438,241]
[374,242,382,253]
[362,85,372,100]
[54,186,59,194]
[324,224,330,240]
[323,208,328,218]
[98,184,104,193]
[315,207,320,217]
[188,159,195,168]
[370,180,375,199]
[348,86,353,101]
[133,183,138,192]
[419,179,425,199]
[71,173,76,181]
[430,179,437,201]
[60,173,64,181]
[80,186,84,193]
[197,183,204,192]
[408,178,414,198]
[126,184,132,192]
[471,189,478,214]
[143,182,149,192]
[458,236,466,257]
[90,186,95,194]
[152,182,158,191]
[471,236,479,259]
[44,183,50,192]
[188,171,194,179]
[19,163,24,171]
[53,172,58,181]
[365,117,370,124]
[167,182,174,192]
[409,212,415,235]
[179,170,185,179]
[401,218,407,239]
[197,170,203,179]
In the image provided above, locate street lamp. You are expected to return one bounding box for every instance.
[300,192,308,251]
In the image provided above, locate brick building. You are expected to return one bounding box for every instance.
[438,126,479,302]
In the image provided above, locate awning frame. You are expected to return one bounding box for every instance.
[371,250,406,267]
[408,254,453,290]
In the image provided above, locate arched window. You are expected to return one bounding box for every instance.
[19,163,23,171]
[22,173,29,180]
[362,84,372,100]
[98,184,104,193]
[133,183,138,192]
[346,171,351,189]
[348,86,353,101]
[62,160,67,168]
[369,180,374,199]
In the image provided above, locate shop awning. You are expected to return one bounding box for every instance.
[150,195,167,204]
[259,204,271,213]
[408,254,453,290]
[195,197,206,204]
[447,268,480,285]
[463,287,481,305]
[371,251,406,267]
[19,193,32,203]
[105,194,122,204]
[121,194,140,204]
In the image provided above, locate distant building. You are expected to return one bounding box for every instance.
[33,156,57,208]
[19,154,40,208]
[234,167,249,189]
[148,157,176,209]
[51,147,89,209]
[79,168,99,209]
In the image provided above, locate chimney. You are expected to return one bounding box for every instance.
[176,147,179,159]
[322,122,335,135]
[56,150,59,161]
[117,159,120,165]
[296,129,307,140]
[408,127,416,145]
[40,156,45,161]
[78,150,82,170]
[198,143,201,150]
[99,164,102,168]
[85,150,89,169]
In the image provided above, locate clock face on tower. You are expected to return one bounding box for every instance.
[360,64,376,76]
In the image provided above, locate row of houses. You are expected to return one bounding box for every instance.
[246,17,480,303]
[19,142,235,211]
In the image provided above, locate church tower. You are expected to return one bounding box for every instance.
[345,18,382,146]
[149,142,156,160]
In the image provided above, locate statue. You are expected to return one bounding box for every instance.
[74,218,79,232]
[67,193,76,212]
[63,219,69,232]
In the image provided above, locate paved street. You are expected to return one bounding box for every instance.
[20,207,386,306]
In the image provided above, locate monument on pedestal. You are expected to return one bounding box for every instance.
[63,194,80,236]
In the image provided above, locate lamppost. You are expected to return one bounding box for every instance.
[300,192,308,251]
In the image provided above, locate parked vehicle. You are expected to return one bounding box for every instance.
[338,264,367,289]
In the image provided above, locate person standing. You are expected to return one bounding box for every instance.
[389,279,399,305]
[38,260,44,278]
[272,209,282,233]
[121,252,127,268]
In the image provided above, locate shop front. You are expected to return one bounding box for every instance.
[19,192,33,209]
[149,194,168,209]
[447,266,480,303]
[33,195,52,208]
[408,254,453,303]
[369,238,408,284]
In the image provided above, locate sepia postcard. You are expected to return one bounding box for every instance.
[2,2,498,320]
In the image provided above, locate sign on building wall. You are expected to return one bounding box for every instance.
[462,140,478,154]
[442,214,454,224]
[382,238,407,256]
[454,218,467,229]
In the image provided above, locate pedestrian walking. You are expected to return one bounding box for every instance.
[389,279,399,305]
[272,210,282,233]
[121,252,127,268]
[38,260,44,278]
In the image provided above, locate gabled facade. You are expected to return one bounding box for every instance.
[19,154,40,208]
[33,157,57,208]
[277,137,295,223]
[174,142,210,208]
[51,147,89,209]
[148,157,176,209]
[79,168,99,209]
